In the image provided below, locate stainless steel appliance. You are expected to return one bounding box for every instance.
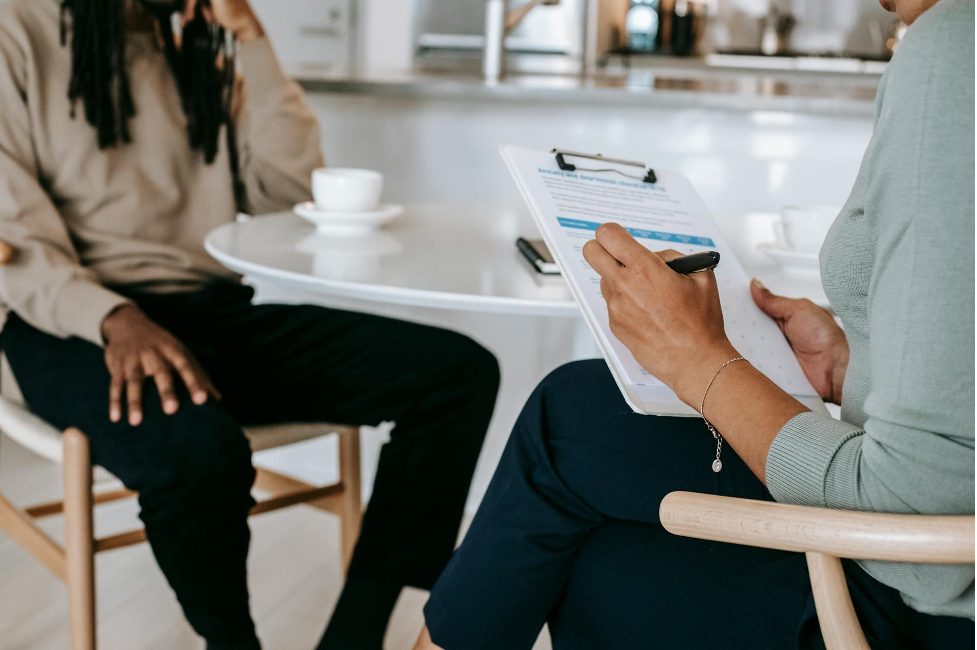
[415,0,587,74]
[483,0,562,81]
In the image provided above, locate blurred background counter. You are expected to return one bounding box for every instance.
[293,63,878,116]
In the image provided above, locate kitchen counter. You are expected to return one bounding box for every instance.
[292,60,880,117]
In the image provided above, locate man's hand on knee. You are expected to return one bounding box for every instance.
[100,305,221,426]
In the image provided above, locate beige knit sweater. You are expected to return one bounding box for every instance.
[0,0,324,345]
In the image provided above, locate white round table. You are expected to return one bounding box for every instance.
[204,202,827,314]
[205,203,578,317]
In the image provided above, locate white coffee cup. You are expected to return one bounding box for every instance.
[774,204,839,254]
[311,168,384,212]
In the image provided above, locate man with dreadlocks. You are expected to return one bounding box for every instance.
[0,1,500,648]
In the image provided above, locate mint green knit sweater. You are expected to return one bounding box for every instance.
[765,0,975,620]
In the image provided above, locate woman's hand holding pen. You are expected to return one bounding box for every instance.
[584,223,812,482]
[582,223,739,408]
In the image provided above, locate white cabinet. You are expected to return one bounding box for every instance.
[249,0,354,71]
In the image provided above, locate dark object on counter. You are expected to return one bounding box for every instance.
[760,6,796,56]
[670,0,698,57]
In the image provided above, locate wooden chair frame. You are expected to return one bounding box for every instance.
[0,426,362,650]
[0,240,363,648]
[659,491,975,650]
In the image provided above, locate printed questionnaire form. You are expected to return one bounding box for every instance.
[502,146,822,416]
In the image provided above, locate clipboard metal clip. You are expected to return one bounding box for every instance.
[552,148,657,184]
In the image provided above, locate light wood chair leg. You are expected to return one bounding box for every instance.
[63,428,96,650]
[337,427,362,573]
[806,552,869,650]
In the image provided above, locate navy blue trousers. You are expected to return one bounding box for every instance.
[425,360,973,650]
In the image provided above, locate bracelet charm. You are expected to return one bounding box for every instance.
[699,356,747,472]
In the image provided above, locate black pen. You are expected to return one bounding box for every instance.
[665,251,721,274]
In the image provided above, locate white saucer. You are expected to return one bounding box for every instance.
[758,242,820,273]
[294,202,403,235]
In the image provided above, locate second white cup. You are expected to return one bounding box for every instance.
[775,204,839,254]
[312,168,384,212]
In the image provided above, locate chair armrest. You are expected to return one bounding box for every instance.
[659,492,975,564]
[0,395,65,463]
[0,239,12,265]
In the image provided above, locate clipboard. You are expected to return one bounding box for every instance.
[501,145,827,417]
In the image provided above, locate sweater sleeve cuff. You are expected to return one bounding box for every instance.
[236,36,292,104]
[54,279,132,346]
[765,411,864,508]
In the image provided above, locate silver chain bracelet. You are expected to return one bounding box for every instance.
[698,356,747,473]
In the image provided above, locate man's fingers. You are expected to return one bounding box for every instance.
[595,223,658,269]
[190,361,221,402]
[153,370,179,415]
[108,374,123,423]
[196,366,221,402]
[164,348,212,405]
[173,357,208,405]
[583,239,622,279]
[119,357,145,425]
[750,278,791,320]
[125,371,144,426]
[142,351,179,415]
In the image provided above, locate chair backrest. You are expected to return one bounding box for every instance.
[659,492,975,650]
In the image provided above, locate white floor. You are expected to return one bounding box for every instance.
[0,432,551,650]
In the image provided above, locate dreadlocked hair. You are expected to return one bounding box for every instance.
[60,0,134,147]
[60,0,247,208]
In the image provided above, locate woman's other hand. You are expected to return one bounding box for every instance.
[750,279,848,404]
[582,223,739,407]
[182,0,265,43]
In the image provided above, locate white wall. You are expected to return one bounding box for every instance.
[306,93,873,215]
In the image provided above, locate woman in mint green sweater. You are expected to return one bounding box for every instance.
[416,0,974,648]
